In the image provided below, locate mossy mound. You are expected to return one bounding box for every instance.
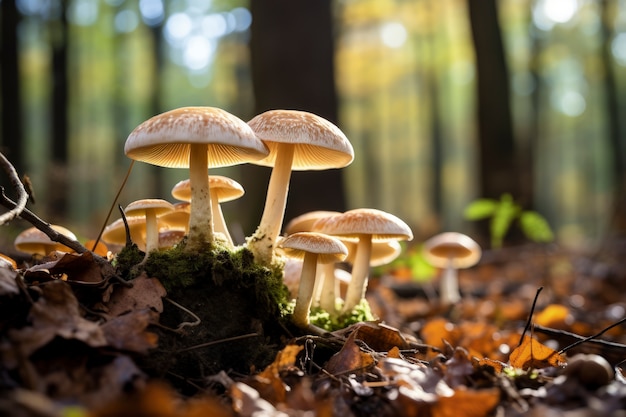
[116,241,291,394]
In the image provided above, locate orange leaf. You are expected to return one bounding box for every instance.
[508,336,565,370]
[432,388,500,417]
[534,304,570,328]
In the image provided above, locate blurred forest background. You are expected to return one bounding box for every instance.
[1,0,625,252]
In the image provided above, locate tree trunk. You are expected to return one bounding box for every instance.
[467,0,523,202]
[245,0,346,234]
[600,0,626,233]
[48,0,70,219]
[0,0,24,180]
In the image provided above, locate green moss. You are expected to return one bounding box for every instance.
[309,298,376,331]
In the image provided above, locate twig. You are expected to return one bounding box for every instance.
[177,332,259,353]
[0,187,88,254]
[558,315,626,354]
[0,152,29,225]
[518,286,543,346]
[92,161,134,251]
[165,297,202,330]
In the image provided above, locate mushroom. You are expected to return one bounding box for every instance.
[171,175,245,247]
[246,110,354,266]
[124,107,268,251]
[277,231,348,328]
[0,253,17,269]
[14,225,78,258]
[422,232,481,307]
[101,216,149,252]
[313,208,413,314]
[124,199,175,260]
[284,210,342,309]
[157,202,191,232]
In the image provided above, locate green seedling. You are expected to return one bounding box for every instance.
[463,193,554,249]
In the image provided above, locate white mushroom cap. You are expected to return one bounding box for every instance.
[124,107,269,168]
[422,232,481,269]
[313,208,414,242]
[125,199,175,257]
[171,176,245,203]
[101,216,148,251]
[344,239,403,267]
[248,110,354,170]
[14,225,77,256]
[278,231,348,264]
[158,202,191,231]
[284,210,342,236]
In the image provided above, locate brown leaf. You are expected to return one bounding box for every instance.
[106,272,166,316]
[509,335,565,370]
[2,281,107,367]
[248,344,303,404]
[101,309,159,354]
[342,321,411,352]
[25,251,106,286]
[431,387,500,417]
[325,331,376,375]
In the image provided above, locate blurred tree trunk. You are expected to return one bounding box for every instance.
[48,0,69,219]
[0,0,24,179]
[467,0,524,203]
[245,0,345,234]
[600,0,626,233]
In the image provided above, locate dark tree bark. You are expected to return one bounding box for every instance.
[600,0,626,233]
[0,0,24,178]
[467,0,524,203]
[245,0,346,234]
[48,0,70,218]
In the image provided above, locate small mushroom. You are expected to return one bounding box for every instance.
[171,175,245,247]
[14,225,77,258]
[124,199,175,259]
[101,216,148,252]
[158,202,191,232]
[313,208,413,314]
[422,232,481,307]
[125,107,268,251]
[246,110,354,266]
[277,231,348,328]
[0,253,17,269]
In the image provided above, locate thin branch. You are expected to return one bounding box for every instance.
[0,187,88,254]
[0,152,29,225]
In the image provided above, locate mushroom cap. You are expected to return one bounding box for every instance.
[14,225,77,256]
[344,239,403,267]
[422,232,481,269]
[247,110,354,171]
[158,202,190,231]
[101,216,147,250]
[124,107,269,168]
[313,208,413,243]
[277,231,348,264]
[171,176,244,203]
[284,210,342,235]
[0,253,17,269]
[125,198,175,217]
[158,229,186,249]
[83,240,110,257]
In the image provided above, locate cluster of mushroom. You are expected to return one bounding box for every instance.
[279,208,413,327]
[94,106,415,328]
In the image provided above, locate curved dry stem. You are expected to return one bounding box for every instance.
[0,152,29,225]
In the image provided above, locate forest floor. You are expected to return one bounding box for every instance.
[1,234,626,417]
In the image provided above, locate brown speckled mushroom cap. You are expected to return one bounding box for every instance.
[313,208,413,243]
[124,107,269,168]
[171,176,245,203]
[422,232,481,269]
[248,110,354,170]
[278,232,348,264]
[14,225,77,256]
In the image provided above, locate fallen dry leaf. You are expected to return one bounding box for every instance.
[105,272,166,316]
[509,335,565,370]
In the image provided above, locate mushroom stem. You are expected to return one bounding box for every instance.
[292,251,318,328]
[144,209,159,256]
[318,262,337,312]
[440,259,461,306]
[211,192,233,247]
[342,235,372,314]
[249,143,295,265]
[187,143,213,250]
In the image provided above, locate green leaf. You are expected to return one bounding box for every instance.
[463,199,498,220]
[489,197,520,248]
[519,211,554,243]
